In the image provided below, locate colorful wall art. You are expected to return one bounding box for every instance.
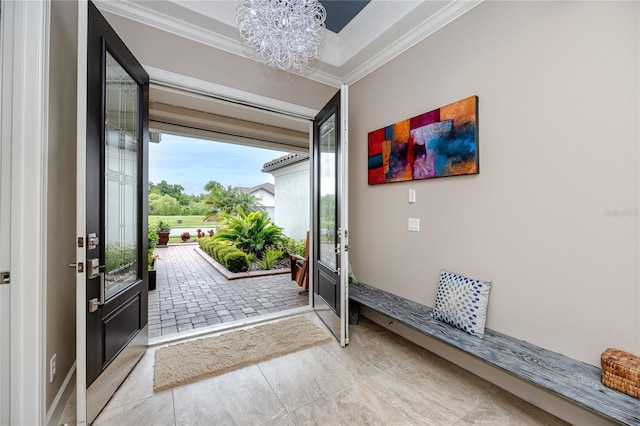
[367,95,479,184]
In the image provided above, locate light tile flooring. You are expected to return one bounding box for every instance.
[91,313,567,426]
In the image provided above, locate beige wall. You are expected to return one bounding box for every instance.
[349,1,639,367]
[100,12,336,112]
[46,0,77,411]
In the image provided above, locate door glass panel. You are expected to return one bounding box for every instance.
[319,113,336,270]
[104,51,139,300]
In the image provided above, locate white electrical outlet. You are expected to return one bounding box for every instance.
[408,218,420,232]
[50,353,57,383]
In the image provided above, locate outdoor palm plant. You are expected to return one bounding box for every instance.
[214,207,283,257]
[203,185,265,222]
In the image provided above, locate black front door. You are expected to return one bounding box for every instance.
[83,2,149,422]
[313,86,349,346]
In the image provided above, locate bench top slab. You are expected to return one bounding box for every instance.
[350,281,640,425]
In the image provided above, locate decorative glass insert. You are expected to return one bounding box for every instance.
[104,51,139,300]
[319,113,336,270]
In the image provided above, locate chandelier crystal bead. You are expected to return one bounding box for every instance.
[237,0,327,72]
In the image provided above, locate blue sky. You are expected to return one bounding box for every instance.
[149,134,289,195]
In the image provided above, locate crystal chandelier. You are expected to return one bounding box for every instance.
[236,0,327,73]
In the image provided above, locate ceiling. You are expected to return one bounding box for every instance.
[94,0,481,151]
[322,1,370,33]
[95,0,482,87]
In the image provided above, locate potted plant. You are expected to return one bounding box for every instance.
[148,253,159,290]
[148,224,159,290]
[181,231,191,242]
[155,218,171,246]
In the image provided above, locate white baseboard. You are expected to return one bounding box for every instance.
[46,362,76,426]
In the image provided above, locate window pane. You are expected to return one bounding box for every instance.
[319,113,336,270]
[104,51,139,299]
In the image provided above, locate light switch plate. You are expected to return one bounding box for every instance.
[408,218,420,232]
[408,188,416,203]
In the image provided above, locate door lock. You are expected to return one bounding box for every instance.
[88,233,99,250]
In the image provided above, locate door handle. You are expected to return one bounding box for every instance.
[88,272,105,313]
[87,258,105,312]
[68,262,84,272]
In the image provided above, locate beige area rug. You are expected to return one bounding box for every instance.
[153,316,333,392]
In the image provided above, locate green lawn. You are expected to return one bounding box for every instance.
[149,215,216,229]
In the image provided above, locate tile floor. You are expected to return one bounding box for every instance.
[149,244,308,338]
[92,313,568,425]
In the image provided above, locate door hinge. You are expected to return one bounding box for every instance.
[0,271,9,285]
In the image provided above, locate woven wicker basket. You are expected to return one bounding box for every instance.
[601,348,640,399]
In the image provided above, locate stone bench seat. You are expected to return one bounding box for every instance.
[349,281,640,425]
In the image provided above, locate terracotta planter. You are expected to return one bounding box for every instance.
[157,231,170,246]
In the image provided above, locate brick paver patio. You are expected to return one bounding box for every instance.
[148,244,308,338]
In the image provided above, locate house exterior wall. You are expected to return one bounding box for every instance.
[253,188,274,209]
[349,0,639,369]
[244,187,275,221]
[253,188,275,221]
[269,161,310,240]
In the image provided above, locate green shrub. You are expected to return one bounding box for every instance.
[216,247,237,265]
[214,207,283,257]
[224,251,249,273]
[257,248,283,270]
[198,237,213,256]
[275,236,306,257]
[148,223,159,270]
[202,239,218,254]
[211,242,230,259]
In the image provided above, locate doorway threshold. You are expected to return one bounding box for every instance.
[149,305,313,347]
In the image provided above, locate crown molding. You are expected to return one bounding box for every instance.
[95,0,343,87]
[95,0,243,57]
[97,0,482,87]
[343,0,483,85]
[336,1,423,65]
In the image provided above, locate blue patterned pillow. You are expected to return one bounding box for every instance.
[431,270,492,338]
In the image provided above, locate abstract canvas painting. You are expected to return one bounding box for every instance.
[368,95,479,184]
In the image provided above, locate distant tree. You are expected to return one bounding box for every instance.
[204,180,223,193]
[149,180,191,204]
[148,193,181,215]
[180,200,207,216]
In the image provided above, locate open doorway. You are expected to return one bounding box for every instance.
[146,132,312,341]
